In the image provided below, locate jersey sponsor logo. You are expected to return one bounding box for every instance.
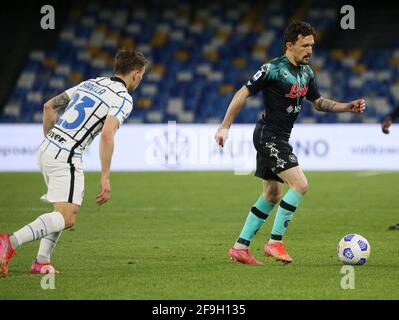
[47,130,66,144]
[286,105,301,114]
[285,83,308,98]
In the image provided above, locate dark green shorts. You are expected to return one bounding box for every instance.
[252,120,299,183]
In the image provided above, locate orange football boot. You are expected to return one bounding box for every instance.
[30,260,60,274]
[0,234,16,278]
[264,242,292,263]
[228,247,264,265]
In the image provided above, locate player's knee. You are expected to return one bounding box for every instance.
[264,190,283,204]
[64,214,76,229]
[58,208,78,229]
[292,181,308,195]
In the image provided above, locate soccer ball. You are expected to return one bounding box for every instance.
[337,234,371,265]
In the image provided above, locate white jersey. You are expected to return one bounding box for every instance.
[39,77,133,164]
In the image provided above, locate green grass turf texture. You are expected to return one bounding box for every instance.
[0,171,398,300]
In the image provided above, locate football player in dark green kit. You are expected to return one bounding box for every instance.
[215,21,366,264]
[381,105,399,231]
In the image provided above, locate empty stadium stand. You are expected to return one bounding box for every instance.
[1,0,398,124]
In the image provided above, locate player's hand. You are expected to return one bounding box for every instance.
[381,116,392,134]
[96,175,111,205]
[347,99,366,113]
[215,126,229,147]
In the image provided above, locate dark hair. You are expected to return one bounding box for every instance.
[284,21,316,48]
[114,48,148,75]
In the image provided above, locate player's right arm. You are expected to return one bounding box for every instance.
[381,105,399,134]
[215,85,250,147]
[215,63,271,147]
[42,92,70,135]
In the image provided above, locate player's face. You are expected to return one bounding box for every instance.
[289,34,314,65]
[130,67,146,91]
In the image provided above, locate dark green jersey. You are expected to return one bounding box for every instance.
[246,55,321,140]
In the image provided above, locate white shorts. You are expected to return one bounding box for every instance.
[37,150,84,206]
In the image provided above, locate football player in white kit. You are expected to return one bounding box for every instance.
[0,49,147,277]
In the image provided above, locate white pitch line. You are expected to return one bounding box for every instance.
[356,171,396,177]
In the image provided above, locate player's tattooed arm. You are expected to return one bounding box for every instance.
[48,92,70,110]
[312,97,338,112]
[42,92,70,135]
[312,96,365,113]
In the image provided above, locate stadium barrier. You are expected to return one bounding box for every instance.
[0,123,398,172]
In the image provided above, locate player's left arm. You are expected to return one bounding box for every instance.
[42,92,70,135]
[306,75,365,113]
[312,96,366,113]
[96,115,120,205]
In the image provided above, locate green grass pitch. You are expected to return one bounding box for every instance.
[0,171,398,300]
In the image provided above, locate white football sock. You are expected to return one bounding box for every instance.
[10,212,65,249]
[233,242,249,250]
[268,239,282,244]
[36,231,63,263]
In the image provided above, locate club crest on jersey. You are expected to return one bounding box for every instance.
[289,154,297,163]
[285,83,308,98]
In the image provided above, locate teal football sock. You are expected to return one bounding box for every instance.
[237,195,276,246]
[270,188,304,240]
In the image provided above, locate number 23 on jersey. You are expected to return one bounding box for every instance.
[57,93,96,130]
